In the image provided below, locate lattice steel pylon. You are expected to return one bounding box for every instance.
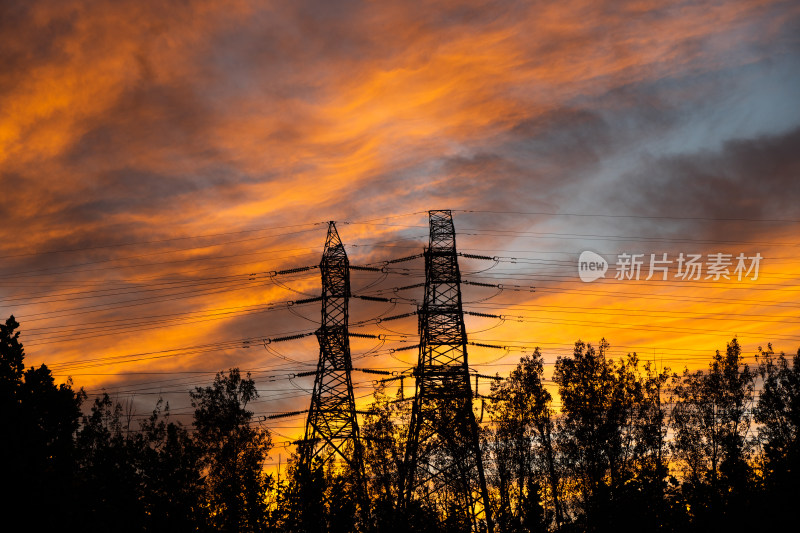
[300,221,369,522]
[401,210,494,532]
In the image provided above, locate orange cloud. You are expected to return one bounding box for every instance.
[0,0,798,447]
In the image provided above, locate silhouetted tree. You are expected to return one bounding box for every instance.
[191,368,273,532]
[10,308,800,532]
[135,398,206,531]
[753,345,800,528]
[270,453,326,532]
[75,393,146,530]
[616,353,674,532]
[554,340,675,532]
[362,384,405,532]
[357,382,442,532]
[324,454,362,533]
[0,315,84,524]
[671,338,755,530]
[487,349,557,532]
[271,449,371,533]
[554,340,624,531]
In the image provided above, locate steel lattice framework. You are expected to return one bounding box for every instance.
[401,210,494,533]
[300,222,368,513]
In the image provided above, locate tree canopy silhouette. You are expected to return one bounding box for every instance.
[4,313,800,532]
[0,315,83,525]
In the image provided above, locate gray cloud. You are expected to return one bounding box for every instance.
[611,126,800,244]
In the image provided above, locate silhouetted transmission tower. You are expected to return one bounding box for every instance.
[402,210,494,532]
[300,222,369,519]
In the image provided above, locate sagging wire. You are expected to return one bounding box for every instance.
[288,376,312,393]
[262,339,308,366]
[269,274,318,297]
[287,303,319,324]
[346,302,400,332]
[463,286,504,304]
[388,348,417,365]
[374,310,418,336]
[468,340,512,366]
[353,269,389,292]
[262,426,303,447]
[463,256,501,275]
[351,337,387,361]
[373,300,399,320]
[387,282,425,303]
[363,282,423,300]
[466,317,507,334]
[377,320,414,336]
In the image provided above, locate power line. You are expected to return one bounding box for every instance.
[0,211,428,263]
[453,209,800,224]
[0,222,327,260]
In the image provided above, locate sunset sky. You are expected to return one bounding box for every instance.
[2,0,799,452]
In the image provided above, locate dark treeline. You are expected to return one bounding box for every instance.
[2,314,798,532]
